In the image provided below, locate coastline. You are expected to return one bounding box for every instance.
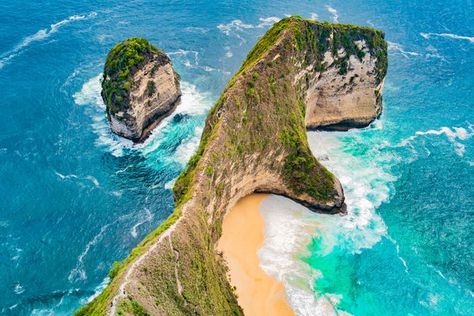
[217,194,295,316]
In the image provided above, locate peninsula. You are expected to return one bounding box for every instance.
[77,16,387,315]
[101,38,181,142]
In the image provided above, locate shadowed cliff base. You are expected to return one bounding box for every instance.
[76,16,387,315]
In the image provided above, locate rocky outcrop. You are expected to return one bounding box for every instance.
[102,38,181,142]
[304,41,385,130]
[77,17,387,316]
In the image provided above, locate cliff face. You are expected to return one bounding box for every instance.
[304,43,385,130]
[77,17,387,316]
[102,38,181,142]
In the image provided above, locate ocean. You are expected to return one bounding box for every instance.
[0,0,472,315]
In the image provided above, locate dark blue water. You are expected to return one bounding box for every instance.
[0,0,472,314]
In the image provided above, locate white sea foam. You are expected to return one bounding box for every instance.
[73,73,103,107]
[174,126,204,166]
[73,73,133,157]
[168,49,199,67]
[217,19,254,36]
[325,5,339,23]
[389,125,474,157]
[141,82,212,160]
[387,41,420,58]
[83,277,110,304]
[55,171,100,188]
[68,224,110,282]
[164,178,176,190]
[85,175,100,187]
[420,32,474,44]
[184,26,209,33]
[54,171,79,180]
[130,208,154,238]
[0,12,97,70]
[224,46,233,58]
[257,16,281,27]
[13,283,25,295]
[217,16,281,44]
[258,130,395,315]
[168,49,218,72]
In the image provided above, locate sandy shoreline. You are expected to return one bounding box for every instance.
[217,194,295,316]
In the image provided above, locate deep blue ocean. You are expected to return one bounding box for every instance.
[0,0,472,315]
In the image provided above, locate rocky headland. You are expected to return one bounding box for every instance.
[77,17,387,315]
[101,38,181,142]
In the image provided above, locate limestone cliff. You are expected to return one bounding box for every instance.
[102,38,181,142]
[77,17,387,315]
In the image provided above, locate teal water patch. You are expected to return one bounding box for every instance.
[302,125,474,315]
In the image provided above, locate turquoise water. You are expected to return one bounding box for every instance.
[0,0,472,315]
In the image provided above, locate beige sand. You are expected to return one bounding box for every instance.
[217,194,295,316]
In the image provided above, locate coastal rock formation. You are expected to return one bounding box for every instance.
[101,38,181,142]
[77,17,387,315]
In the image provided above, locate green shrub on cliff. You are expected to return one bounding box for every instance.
[102,37,163,115]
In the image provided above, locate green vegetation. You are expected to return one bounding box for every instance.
[280,100,335,201]
[146,80,156,97]
[117,298,150,316]
[108,261,122,279]
[101,37,164,114]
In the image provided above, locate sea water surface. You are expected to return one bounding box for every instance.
[0,0,472,315]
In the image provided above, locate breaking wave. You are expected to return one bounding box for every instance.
[258,129,396,315]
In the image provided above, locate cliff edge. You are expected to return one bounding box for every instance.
[102,38,181,142]
[77,17,387,315]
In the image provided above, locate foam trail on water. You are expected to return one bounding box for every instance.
[68,224,110,282]
[217,16,281,44]
[258,130,395,315]
[325,5,339,23]
[130,208,154,238]
[382,125,474,157]
[387,41,420,58]
[0,12,97,69]
[420,32,474,44]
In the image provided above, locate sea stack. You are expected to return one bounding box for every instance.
[101,37,181,142]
